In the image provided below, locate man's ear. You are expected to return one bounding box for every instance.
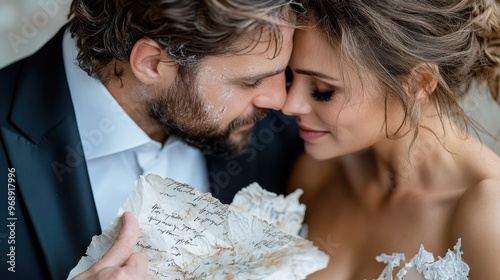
[404,63,439,104]
[129,38,176,85]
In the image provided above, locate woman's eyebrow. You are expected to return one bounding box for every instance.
[293,68,338,81]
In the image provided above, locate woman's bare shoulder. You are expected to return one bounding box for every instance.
[450,177,500,278]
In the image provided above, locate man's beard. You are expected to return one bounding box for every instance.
[146,70,268,157]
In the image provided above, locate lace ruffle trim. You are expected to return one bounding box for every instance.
[376,238,470,280]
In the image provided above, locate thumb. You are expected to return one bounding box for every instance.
[92,211,140,270]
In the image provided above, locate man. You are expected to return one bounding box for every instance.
[0,0,302,278]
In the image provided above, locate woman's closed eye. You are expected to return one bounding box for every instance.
[311,89,335,102]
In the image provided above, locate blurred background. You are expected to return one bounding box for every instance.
[0,0,70,68]
[1,0,499,155]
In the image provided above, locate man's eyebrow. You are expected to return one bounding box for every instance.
[293,68,338,81]
[234,67,287,81]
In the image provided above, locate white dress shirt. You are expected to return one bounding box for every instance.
[62,31,209,230]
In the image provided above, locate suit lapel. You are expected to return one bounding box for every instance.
[1,27,100,279]
[2,123,100,278]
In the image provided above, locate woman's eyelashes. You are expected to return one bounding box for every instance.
[311,89,335,102]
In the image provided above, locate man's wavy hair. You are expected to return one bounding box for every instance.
[68,0,296,83]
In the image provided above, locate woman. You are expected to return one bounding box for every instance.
[284,0,500,279]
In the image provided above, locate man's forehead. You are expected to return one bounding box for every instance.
[197,59,287,82]
[194,28,292,81]
[237,26,293,55]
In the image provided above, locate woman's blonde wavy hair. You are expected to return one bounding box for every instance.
[298,0,500,142]
[471,0,500,101]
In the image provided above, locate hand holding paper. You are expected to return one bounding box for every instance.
[68,174,329,279]
[73,212,158,280]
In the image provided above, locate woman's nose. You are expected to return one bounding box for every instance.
[282,81,311,116]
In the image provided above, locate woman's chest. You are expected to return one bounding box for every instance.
[304,196,457,279]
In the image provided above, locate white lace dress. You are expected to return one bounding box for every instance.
[375,239,469,280]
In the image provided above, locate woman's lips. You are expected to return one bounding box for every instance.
[298,125,328,141]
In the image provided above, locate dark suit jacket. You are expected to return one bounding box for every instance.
[0,27,302,279]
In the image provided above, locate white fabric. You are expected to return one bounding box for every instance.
[62,31,209,230]
[376,239,470,280]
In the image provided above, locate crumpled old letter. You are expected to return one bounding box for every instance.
[68,174,329,279]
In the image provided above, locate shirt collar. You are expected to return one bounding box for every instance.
[62,31,154,160]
